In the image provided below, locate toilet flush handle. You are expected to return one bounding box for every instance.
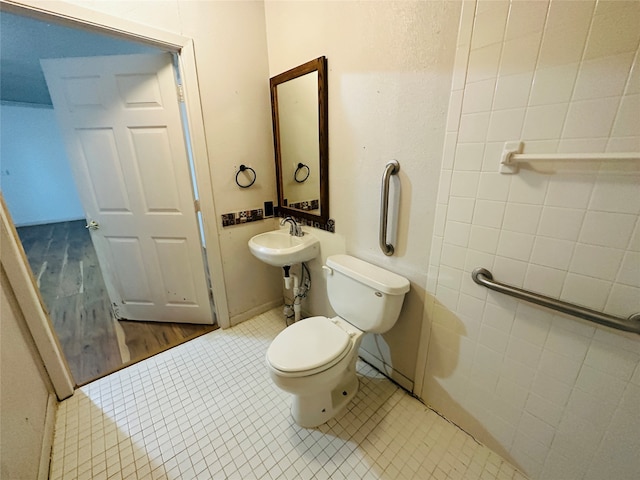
[322,266,333,275]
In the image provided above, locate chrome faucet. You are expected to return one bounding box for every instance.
[280,216,303,237]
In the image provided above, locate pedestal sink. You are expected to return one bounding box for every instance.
[248,229,319,266]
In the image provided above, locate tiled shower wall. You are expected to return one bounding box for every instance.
[421,1,640,479]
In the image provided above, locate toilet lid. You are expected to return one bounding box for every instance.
[267,317,351,373]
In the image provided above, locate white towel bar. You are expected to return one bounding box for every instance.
[499,141,640,174]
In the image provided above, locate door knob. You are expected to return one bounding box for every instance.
[86,220,99,231]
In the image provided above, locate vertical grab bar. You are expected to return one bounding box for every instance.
[379,160,400,256]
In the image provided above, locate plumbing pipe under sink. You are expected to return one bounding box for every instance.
[282,266,302,323]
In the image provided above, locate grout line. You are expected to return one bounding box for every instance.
[50,307,528,480]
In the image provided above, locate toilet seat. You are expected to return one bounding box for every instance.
[267,316,352,376]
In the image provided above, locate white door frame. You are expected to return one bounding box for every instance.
[1,0,231,394]
[1,196,75,399]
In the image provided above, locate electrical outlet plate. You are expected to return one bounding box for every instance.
[264,201,274,218]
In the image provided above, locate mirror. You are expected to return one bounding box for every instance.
[270,56,328,223]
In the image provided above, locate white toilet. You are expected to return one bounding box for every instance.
[266,254,410,428]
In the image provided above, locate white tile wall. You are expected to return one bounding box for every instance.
[50,309,527,480]
[423,1,640,479]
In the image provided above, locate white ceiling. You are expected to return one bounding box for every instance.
[0,11,160,106]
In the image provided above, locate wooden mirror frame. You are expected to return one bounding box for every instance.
[270,56,328,223]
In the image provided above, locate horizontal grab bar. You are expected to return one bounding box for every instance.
[472,268,640,335]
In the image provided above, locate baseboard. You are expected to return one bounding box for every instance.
[358,349,414,392]
[38,393,57,480]
[230,304,414,393]
[13,216,85,228]
[229,299,283,327]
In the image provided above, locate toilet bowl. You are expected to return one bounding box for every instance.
[267,316,363,427]
[266,254,409,427]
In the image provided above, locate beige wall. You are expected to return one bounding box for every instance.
[1,266,55,480]
[264,0,461,388]
[63,0,283,323]
[419,1,640,478]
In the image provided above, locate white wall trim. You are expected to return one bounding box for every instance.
[0,196,75,399]
[1,0,186,51]
[178,40,230,329]
[11,216,85,228]
[230,299,283,326]
[0,99,53,109]
[37,393,57,480]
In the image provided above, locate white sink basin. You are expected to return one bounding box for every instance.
[249,230,319,267]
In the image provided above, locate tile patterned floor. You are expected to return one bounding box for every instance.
[50,308,527,479]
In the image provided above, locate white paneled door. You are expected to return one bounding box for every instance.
[41,54,213,324]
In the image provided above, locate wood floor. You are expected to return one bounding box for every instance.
[17,220,217,386]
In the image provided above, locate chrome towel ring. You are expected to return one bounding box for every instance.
[236,164,256,188]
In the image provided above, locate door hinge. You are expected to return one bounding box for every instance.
[177,84,185,103]
[194,199,201,212]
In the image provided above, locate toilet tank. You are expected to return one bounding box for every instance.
[325,254,410,334]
